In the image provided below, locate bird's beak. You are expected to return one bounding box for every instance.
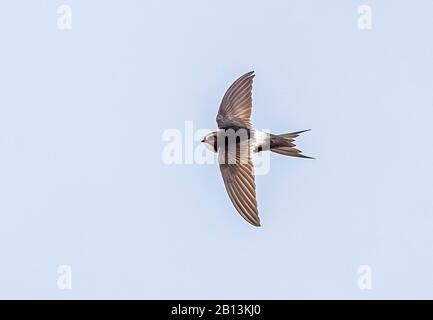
[201,139,205,143]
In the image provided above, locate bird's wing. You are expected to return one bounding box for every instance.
[218,138,260,226]
[216,71,255,129]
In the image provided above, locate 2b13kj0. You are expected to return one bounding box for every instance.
[215,304,261,317]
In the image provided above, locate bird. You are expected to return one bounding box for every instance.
[201,71,312,227]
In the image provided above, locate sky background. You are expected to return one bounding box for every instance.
[1,0,433,299]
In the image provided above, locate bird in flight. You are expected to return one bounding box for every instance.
[201,71,312,227]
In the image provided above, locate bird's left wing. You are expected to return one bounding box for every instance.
[218,138,260,227]
[216,71,255,129]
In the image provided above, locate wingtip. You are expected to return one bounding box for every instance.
[245,70,255,77]
[251,220,261,227]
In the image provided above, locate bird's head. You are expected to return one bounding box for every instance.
[201,131,217,152]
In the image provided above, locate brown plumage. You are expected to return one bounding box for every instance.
[202,71,312,227]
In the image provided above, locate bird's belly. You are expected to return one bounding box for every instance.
[253,130,271,153]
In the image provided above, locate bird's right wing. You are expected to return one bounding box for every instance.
[218,138,260,227]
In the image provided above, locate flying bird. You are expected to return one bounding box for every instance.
[201,71,312,227]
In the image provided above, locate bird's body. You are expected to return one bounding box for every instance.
[202,71,312,227]
[203,128,311,155]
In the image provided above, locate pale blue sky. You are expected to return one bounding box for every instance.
[0,0,433,299]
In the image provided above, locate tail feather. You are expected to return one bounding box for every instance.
[270,129,314,159]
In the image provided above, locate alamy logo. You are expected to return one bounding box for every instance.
[57,265,72,290]
[357,265,372,290]
[161,121,271,175]
[357,5,373,30]
[57,5,72,30]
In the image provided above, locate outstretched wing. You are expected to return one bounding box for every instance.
[216,71,255,129]
[218,138,260,227]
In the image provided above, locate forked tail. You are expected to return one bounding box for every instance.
[270,129,314,159]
